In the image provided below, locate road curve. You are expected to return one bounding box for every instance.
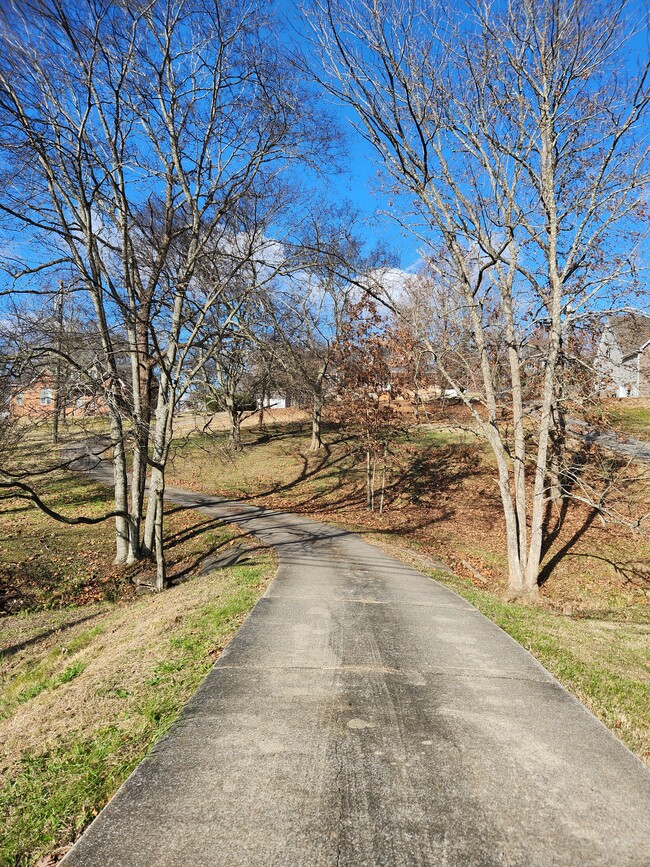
[567,417,650,463]
[61,452,650,866]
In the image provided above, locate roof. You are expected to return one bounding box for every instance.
[9,369,53,389]
[607,313,650,359]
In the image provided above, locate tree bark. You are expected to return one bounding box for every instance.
[310,391,323,450]
[127,318,153,563]
[379,444,387,514]
[143,380,173,562]
[154,483,166,591]
[227,403,243,451]
[110,415,130,564]
[366,448,372,510]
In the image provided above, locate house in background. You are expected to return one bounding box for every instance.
[10,370,57,419]
[595,312,650,398]
[9,369,110,420]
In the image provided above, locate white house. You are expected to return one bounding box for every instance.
[595,312,650,398]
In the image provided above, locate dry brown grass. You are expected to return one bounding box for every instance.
[0,555,273,784]
[0,488,276,865]
[166,420,650,615]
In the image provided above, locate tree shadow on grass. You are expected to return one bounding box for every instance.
[538,508,600,586]
[163,511,229,549]
[540,443,593,564]
[0,610,107,659]
[0,503,35,517]
[161,506,265,585]
[538,444,645,588]
[289,441,481,514]
[219,438,483,539]
[388,442,483,506]
[550,551,650,592]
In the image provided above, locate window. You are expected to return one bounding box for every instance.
[16,392,23,406]
[40,388,53,406]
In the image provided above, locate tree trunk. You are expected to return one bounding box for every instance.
[143,469,160,559]
[52,283,64,445]
[127,319,153,563]
[310,391,323,451]
[228,407,243,450]
[154,482,166,591]
[502,280,528,564]
[549,397,566,517]
[143,390,172,558]
[366,449,372,510]
[548,354,567,518]
[110,415,130,564]
[491,439,527,598]
[52,390,60,444]
[522,91,562,599]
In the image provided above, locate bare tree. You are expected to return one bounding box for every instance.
[262,268,351,451]
[259,213,384,450]
[306,0,650,599]
[0,0,332,586]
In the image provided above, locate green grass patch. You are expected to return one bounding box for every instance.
[0,555,274,865]
[2,658,88,721]
[64,626,104,655]
[0,726,143,867]
[605,404,650,439]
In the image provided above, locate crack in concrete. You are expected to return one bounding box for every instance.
[263,595,472,609]
[214,662,552,684]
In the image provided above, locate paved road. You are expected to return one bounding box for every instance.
[62,448,650,866]
[568,417,650,463]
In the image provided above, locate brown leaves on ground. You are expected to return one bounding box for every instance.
[35,844,72,866]
[167,418,650,613]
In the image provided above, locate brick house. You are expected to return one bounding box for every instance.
[595,313,650,398]
[9,369,110,419]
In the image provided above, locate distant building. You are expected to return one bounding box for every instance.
[258,393,289,410]
[595,313,650,398]
[9,369,110,419]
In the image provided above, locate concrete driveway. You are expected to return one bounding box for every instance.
[61,462,650,866]
[567,417,650,463]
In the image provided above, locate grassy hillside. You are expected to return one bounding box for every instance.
[0,411,648,864]
[0,462,275,866]
[602,398,650,439]
[167,419,650,613]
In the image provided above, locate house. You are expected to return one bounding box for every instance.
[10,370,57,418]
[257,393,292,410]
[9,369,110,420]
[595,312,650,398]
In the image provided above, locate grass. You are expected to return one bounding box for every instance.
[0,471,124,613]
[0,553,275,866]
[0,434,277,866]
[166,419,649,611]
[1,410,648,862]
[1,727,143,865]
[166,415,650,765]
[603,399,650,439]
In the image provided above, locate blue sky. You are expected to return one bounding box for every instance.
[318,116,423,271]
[279,0,423,270]
[282,0,650,281]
